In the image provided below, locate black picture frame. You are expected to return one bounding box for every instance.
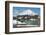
[5,1,45,34]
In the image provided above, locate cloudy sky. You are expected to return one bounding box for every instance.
[13,7,40,16]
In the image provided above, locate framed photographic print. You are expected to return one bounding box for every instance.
[5,1,45,34]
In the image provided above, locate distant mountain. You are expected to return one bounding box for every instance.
[13,9,39,20]
[17,15,31,17]
[18,9,38,16]
[13,9,38,17]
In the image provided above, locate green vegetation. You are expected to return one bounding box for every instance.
[16,18,39,25]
